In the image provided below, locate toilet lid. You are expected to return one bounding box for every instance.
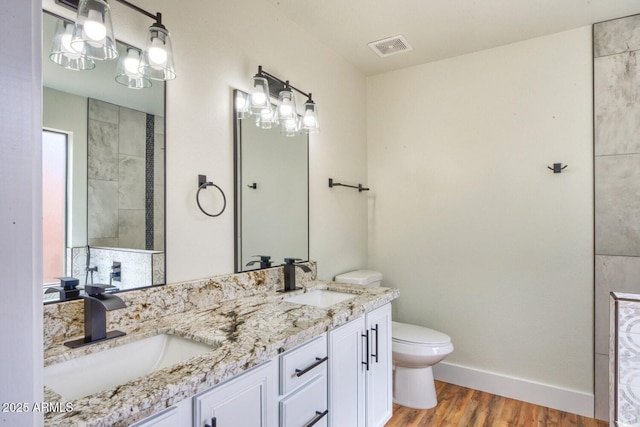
[392,321,451,345]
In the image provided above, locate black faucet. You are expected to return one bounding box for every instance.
[281,258,312,292]
[45,277,81,301]
[64,284,126,348]
[246,255,272,269]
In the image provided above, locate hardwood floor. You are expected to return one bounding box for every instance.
[385,381,608,427]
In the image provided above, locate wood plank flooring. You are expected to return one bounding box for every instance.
[385,381,608,427]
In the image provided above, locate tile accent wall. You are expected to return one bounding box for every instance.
[87,99,164,250]
[594,14,640,421]
[611,293,640,425]
[67,246,164,290]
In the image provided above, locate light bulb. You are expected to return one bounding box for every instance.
[84,9,107,42]
[252,92,267,106]
[302,112,317,127]
[236,94,247,110]
[60,24,82,59]
[148,38,168,65]
[260,108,272,119]
[124,50,140,75]
[279,102,293,117]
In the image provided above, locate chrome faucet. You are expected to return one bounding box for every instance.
[64,284,126,348]
[281,258,312,292]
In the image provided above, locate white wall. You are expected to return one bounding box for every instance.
[367,27,594,413]
[0,0,43,425]
[148,0,368,281]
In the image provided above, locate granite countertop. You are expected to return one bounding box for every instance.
[44,281,399,427]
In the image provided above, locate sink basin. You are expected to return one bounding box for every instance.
[284,290,355,308]
[44,334,215,399]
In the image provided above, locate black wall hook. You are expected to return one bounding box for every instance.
[548,163,568,173]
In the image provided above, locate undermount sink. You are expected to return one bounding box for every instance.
[284,290,355,308]
[44,334,215,399]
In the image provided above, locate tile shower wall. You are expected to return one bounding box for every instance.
[67,246,164,290]
[594,14,640,421]
[87,99,164,250]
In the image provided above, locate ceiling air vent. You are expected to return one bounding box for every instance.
[367,35,413,58]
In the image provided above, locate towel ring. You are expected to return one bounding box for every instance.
[196,180,226,217]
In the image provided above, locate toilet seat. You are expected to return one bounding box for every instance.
[392,321,451,346]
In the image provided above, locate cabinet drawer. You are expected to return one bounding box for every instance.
[280,334,327,395]
[280,375,328,427]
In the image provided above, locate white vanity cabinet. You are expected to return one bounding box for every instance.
[129,304,392,427]
[279,334,329,427]
[328,303,392,427]
[194,360,278,427]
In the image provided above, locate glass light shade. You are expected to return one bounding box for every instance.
[49,20,95,71]
[70,0,118,61]
[256,107,276,129]
[281,116,300,137]
[139,24,176,81]
[301,99,320,134]
[235,92,251,119]
[249,76,272,113]
[277,89,297,121]
[115,48,152,89]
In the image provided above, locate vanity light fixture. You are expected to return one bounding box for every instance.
[70,0,117,60]
[115,47,151,89]
[50,0,176,86]
[49,19,96,70]
[242,66,320,136]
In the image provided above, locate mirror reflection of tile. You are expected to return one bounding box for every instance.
[87,98,165,252]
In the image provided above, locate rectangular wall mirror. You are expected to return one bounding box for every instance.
[234,89,309,272]
[42,11,166,302]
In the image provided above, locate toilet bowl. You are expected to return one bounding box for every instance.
[392,321,453,409]
[334,270,454,409]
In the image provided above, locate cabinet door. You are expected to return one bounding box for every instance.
[194,360,278,427]
[328,316,366,427]
[365,304,392,427]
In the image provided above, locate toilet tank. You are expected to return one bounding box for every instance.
[334,270,383,287]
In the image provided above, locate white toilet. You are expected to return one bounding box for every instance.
[391,321,453,409]
[334,270,454,410]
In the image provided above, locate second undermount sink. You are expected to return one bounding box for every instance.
[44,333,215,399]
[284,290,356,308]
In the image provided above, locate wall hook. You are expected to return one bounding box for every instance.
[547,163,568,173]
[247,182,257,189]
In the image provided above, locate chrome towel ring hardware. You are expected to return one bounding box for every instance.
[197,174,226,217]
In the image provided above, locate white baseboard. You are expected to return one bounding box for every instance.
[432,362,594,418]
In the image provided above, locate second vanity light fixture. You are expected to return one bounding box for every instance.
[49,0,176,88]
[237,66,320,136]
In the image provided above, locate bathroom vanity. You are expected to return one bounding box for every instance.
[42,263,398,427]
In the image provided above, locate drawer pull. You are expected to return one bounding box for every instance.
[295,356,329,377]
[362,330,370,371]
[205,416,217,427]
[305,410,329,427]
